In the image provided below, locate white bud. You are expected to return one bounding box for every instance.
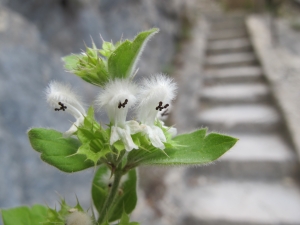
[66,211,92,225]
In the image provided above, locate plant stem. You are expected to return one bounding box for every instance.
[97,167,123,225]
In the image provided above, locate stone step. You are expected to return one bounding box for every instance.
[207,38,252,54]
[198,104,281,132]
[200,83,270,104]
[206,52,257,68]
[164,171,300,225]
[204,66,263,84]
[187,132,299,179]
[207,14,246,23]
[209,29,247,41]
[210,21,245,30]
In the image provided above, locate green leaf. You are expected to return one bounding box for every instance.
[77,128,95,144]
[127,129,238,166]
[62,54,82,71]
[1,205,47,225]
[92,165,137,222]
[76,112,112,165]
[43,199,85,225]
[108,28,159,79]
[28,128,94,172]
[83,106,100,130]
[77,141,111,165]
[100,41,116,58]
[117,211,140,225]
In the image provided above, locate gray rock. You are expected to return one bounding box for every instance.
[0,0,187,222]
[0,6,98,211]
[4,0,182,77]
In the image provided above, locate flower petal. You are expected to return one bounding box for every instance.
[119,128,138,151]
[143,125,166,150]
[63,116,84,137]
[126,120,142,134]
[110,126,121,145]
[110,125,138,151]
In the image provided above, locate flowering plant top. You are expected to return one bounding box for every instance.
[1,28,238,225]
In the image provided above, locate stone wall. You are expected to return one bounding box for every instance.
[247,15,300,160]
[0,0,187,214]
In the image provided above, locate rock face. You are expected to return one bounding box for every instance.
[0,0,184,213]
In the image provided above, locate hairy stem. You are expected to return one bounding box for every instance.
[98,153,125,224]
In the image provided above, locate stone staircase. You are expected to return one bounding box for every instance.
[165,14,300,225]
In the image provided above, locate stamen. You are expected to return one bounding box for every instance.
[118,99,128,109]
[55,102,67,111]
[156,101,169,111]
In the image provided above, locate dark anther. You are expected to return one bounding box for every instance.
[55,102,67,111]
[156,101,169,111]
[118,99,128,109]
[108,183,112,188]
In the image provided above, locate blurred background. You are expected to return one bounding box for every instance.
[1,0,300,224]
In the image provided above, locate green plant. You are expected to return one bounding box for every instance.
[0,28,237,225]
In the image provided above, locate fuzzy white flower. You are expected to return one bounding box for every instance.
[46,81,86,137]
[66,210,93,225]
[97,79,140,151]
[137,74,177,149]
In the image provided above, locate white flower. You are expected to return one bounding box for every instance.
[66,210,92,225]
[96,79,140,151]
[137,74,177,149]
[46,81,86,137]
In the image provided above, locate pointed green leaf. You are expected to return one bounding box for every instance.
[62,54,83,71]
[77,128,95,144]
[84,106,97,127]
[100,41,116,58]
[127,129,238,166]
[62,50,109,87]
[42,199,85,225]
[1,205,47,225]
[77,141,110,165]
[108,28,159,79]
[28,128,94,172]
[92,165,137,222]
[117,211,139,225]
[76,117,111,165]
